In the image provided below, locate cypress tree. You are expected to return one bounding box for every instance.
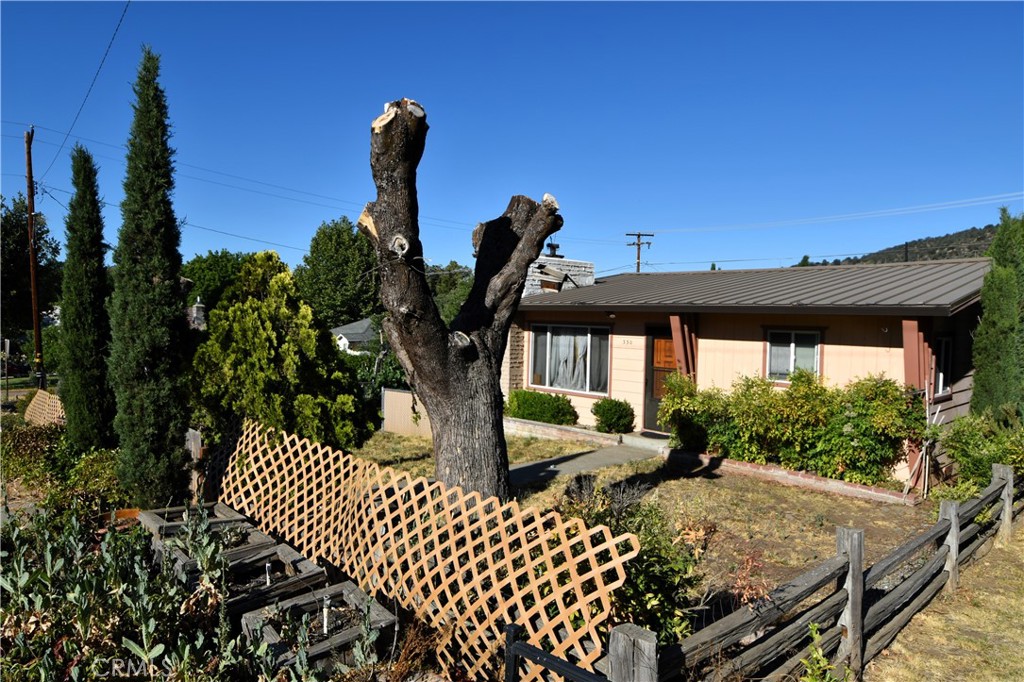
[108,47,189,506]
[971,208,1024,418]
[61,145,115,450]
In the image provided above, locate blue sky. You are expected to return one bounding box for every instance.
[3,1,1022,276]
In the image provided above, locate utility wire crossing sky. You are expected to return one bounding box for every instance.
[2,2,1021,275]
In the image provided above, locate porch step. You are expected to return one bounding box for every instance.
[620,431,671,452]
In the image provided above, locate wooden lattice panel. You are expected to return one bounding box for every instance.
[23,390,66,426]
[215,420,640,680]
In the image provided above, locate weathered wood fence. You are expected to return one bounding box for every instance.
[208,420,640,682]
[513,462,1020,682]
[22,389,65,426]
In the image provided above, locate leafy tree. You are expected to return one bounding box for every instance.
[972,208,1024,417]
[192,251,373,449]
[427,261,473,324]
[108,47,190,507]
[795,255,811,267]
[294,217,380,327]
[60,145,115,450]
[1,194,61,347]
[181,249,251,311]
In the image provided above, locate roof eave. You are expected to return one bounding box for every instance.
[518,302,962,317]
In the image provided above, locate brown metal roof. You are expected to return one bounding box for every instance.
[518,258,991,317]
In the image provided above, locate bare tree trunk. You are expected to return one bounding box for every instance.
[358,99,562,501]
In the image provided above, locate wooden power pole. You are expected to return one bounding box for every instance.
[25,127,46,390]
[626,232,653,273]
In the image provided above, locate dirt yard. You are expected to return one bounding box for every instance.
[515,453,937,594]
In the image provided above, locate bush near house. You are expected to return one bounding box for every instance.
[505,389,578,425]
[591,397,636,434]
[939,411,1024,485]
[658,370,923,485]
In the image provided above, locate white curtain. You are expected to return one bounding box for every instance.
[550,327,588,391]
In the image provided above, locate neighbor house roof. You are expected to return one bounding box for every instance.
[519,258,991,317]
[330,317,376,344]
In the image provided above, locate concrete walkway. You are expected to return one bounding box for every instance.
[510,444,660,489]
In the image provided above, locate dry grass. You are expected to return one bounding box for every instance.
[352,431,594,480]
[863,523,1024,682]
[515,455,936,591]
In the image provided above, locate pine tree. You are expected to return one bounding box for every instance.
[61,145,115,450]
[108,47,189,506]
[971,208,1024,418]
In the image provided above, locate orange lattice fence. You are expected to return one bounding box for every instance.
[212,420,640,681]
[23,389,66,426]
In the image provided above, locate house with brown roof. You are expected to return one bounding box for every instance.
[504,258,990,438]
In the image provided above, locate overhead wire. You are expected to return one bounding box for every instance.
[38,1,131,181]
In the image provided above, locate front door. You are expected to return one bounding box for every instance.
[644,328,675,431]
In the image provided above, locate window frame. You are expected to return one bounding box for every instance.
[528,323,611,396]
[934,336,953,396]
[764,328,821,382]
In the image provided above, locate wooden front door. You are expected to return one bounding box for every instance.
[644,330,676,431]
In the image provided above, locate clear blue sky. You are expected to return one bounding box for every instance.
[3,1,1022,276]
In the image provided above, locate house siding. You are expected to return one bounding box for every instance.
[696,313,906,389]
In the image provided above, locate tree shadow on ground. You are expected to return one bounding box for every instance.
[508,450,596,490]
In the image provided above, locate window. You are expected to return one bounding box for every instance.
[766,330,819,380]
[530,325,609,394]
[935,337,952,395]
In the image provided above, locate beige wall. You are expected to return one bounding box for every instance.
[696,313,906,389]
[509,311,909,429]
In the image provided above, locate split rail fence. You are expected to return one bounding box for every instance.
[508,462,1022,682]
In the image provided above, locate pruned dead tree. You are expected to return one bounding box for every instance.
[358,99,563,501]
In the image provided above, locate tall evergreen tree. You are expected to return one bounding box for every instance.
[61,145,115,450]
[294,217,380,327]
[971,208,1024,418]
[108,47,189,506]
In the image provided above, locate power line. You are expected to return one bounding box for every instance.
[39,1,130,181]
[649,192,1023,235]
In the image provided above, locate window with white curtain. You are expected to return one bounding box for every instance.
[766,330,820,380]
[530,325,609,394]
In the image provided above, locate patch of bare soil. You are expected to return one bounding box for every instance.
[353,431,594,480]
[863,523,1024,682]
[516,455,936,594]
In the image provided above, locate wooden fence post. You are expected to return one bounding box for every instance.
[609,624,658,682]
[993,463,1015,547]
[939,500,960,594]
[503,624,525,682]
[835,527,864,679]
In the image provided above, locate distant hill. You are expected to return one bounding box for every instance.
[796,224,998,267]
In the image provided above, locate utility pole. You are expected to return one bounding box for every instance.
[25,127,46,390]
[626,232,653,273]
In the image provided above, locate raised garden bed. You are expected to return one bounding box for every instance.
[241,581,396,670]
[224,543,327,616]
[138,502,247,538]
[162,521,278,582]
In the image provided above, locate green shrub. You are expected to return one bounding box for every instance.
[940,412,1024,485]
[657,371,923,486]
[591,398,635,433]
[505,389,578,425]
[811,376,922,484]
[724,375,786,464]
[559,474,701,644]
